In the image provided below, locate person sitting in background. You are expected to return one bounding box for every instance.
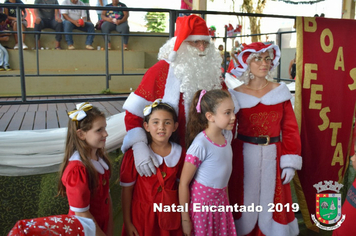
[61,0,95,50]
[3,0,28,50]
[34,0,63,50]
[100,0,129,50]
[0,13,11,71]
[79,0,91,22]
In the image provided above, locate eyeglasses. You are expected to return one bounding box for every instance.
[253,56,272,64]
[187,40,210,48]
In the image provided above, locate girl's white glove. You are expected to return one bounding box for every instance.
[132,142,159,177]
[281,167,295,185]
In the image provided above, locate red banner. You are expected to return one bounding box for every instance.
[294,17,356,232]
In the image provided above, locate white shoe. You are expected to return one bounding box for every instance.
[23,43,28,50]
[14,44,19,50]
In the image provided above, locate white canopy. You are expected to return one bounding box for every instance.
[0,112,126,176]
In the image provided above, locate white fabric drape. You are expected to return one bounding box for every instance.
[0,112,126,176]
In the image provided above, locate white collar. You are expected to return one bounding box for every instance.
[69,151,109,174]
[229,82,292,109]
[149,142,182,168]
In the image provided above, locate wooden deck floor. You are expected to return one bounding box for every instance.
[0,96,126,132]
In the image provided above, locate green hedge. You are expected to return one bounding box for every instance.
[0,151,123,236]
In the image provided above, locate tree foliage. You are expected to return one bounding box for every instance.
[210,0,268,42]
[242,0,267,42]
[145,12,166,33]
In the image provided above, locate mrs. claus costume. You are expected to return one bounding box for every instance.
[228,42,302,236]
[121,15,222,175]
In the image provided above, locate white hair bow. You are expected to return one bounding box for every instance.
[143,99,162,116]
[68,102,93,121]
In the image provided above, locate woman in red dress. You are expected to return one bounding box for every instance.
[228,42,302,236]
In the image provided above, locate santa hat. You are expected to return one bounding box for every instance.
[168,15,211,62]
[230,42,280,78]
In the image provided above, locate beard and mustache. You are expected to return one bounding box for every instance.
[158,38,223,115]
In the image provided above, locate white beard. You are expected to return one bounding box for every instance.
[170,41,223,115]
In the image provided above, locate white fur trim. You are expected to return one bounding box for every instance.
[236,143,277,236]
[228,88,240,114]
[225,73,243,90]
[237,44,280,71]
[280,154,302,170]
[121,127,147,153]
[169,51,177,62]
[230,82,292,109]
[265,218,299,236]
[261,82,292,105]
[75,216,96,236]
[258,146,277,236]
[230,66,246,79]
[185,35,211,41]
[162,65,180,116]
[123,92,151,118]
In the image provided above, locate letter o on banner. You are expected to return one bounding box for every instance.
[320,28,333,53]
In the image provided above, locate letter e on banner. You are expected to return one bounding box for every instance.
[309,84,323,110]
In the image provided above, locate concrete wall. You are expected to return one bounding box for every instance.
[0,30,168,96]
[1,29,169,51]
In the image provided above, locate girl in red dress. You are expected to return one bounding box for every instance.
[120,99,184,236]
[58,102,113,236]
[8,103,113,236]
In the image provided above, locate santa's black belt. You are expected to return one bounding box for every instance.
[237,134,280,146]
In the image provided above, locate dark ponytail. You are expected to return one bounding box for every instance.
[185,89,230,149]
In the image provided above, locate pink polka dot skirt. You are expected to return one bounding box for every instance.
[189,180,237,236]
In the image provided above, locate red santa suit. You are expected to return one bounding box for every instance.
[122,59,188,151]
[228,83,302,236]
[122,15,224,154]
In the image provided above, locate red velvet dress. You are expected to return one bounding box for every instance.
[61,151,111,233]
[228,83,302,236]
[120,145,184,236]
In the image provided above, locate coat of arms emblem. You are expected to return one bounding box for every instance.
[311,181,346,230]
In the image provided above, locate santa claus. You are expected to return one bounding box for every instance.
[121,15,223,176]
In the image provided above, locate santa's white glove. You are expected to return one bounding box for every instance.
[281,167,295,185]
[132,141,159,177]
